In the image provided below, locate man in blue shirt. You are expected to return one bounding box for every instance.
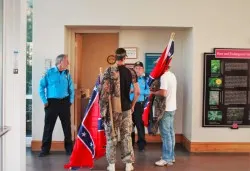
[38,54,75,157]
[130,61,150,151]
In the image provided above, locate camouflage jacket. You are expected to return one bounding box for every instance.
[99,65,121,120]
[150,79,166,135]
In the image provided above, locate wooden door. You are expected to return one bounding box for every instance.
[74,33,118,138]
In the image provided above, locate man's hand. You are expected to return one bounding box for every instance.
[44,103,48,108]
[131,104,135,113]
[130,88,134,93]
[150,89,167,97]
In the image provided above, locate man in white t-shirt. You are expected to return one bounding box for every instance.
[150,65,177,167]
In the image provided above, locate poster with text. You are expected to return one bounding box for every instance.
[203,48,250,127]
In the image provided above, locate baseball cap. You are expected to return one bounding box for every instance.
[134,61,144,68]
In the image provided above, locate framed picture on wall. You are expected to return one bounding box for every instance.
[124,47,137,59]
[125,63,134,69]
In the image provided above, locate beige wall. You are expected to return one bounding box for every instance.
[33,0,250,142]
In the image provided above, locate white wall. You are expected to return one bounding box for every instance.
[3,0,26,170]
[182,29,194,140]
[33,0,250,142]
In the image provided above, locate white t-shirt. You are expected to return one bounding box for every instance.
[160,71,177,111]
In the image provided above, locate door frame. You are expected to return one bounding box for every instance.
[64,26,120,139]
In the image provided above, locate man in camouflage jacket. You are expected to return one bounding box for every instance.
[99,48,139,171]
[149,79,166,135]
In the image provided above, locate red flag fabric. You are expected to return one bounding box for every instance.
[142,34,175,126]
[64,77,106,170]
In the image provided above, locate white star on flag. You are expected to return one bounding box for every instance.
[82,132,86,137]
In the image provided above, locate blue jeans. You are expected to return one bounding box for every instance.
[159,111,175,162]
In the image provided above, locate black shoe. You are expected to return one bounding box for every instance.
[38,151,50,157]
[66,150,72,156]
[138,146,145,152]
[139,149,145,152]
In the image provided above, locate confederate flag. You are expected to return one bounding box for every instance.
[64,76,106,170]
[142,33,175,126]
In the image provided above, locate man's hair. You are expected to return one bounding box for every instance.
[115,48,127,61]
[55,54,67,65]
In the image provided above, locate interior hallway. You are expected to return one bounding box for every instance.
[26,143,250,171]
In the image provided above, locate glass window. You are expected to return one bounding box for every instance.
[26,0,33,138]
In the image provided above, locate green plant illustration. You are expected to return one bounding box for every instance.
[211,60,220,74]
[209,91,219,105]
[208,78,222,88]
[208,111,222,121]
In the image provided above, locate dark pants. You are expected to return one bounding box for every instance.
[131,102,146,150]
[41,97,72,153]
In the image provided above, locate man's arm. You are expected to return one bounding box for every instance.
[130,68,140,112]
[150,89,167,97]
[131,82,140,112]
[150,73,167,97]
[39,73,48,105]
[130,84,134,93]
[68,74,75,104]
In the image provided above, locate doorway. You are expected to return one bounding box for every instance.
[73,33,119,138]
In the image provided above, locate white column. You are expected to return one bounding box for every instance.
[3,0,26,171]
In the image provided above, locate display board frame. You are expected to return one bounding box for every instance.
[203,48,250,127]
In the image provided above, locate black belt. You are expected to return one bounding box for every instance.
[136,101,144,105]
[48,96,69,102]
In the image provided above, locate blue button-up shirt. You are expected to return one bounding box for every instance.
[130,76,150,102]
[39,66,75,104]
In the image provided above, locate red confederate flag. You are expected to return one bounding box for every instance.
[64,76,106,170]
[142,33,175,126]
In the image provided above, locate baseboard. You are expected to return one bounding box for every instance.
[182,135,191,151]
[139,133,182,143]
[31,134,183,151]
[31,140,65,151]
[182,135,250,152]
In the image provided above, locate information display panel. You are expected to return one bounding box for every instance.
[203,48,250,127]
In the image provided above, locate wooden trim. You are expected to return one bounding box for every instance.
[138,133,183,143]
[31,140,65,151]
[182,135,191,152]
[190,142,250,152]
[182,135,250,152]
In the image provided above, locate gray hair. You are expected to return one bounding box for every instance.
[55,54,66,66]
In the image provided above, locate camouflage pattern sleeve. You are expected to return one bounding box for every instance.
[129,68,138,84]
[99,67,111,118]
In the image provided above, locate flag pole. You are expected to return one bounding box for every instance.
[99,67,103,81]
[108,95,115,137]
[163,32,175,61]
[107,67,116,137]
[170,32,175,39]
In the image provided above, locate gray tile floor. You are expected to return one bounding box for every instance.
[26,143,250,171]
